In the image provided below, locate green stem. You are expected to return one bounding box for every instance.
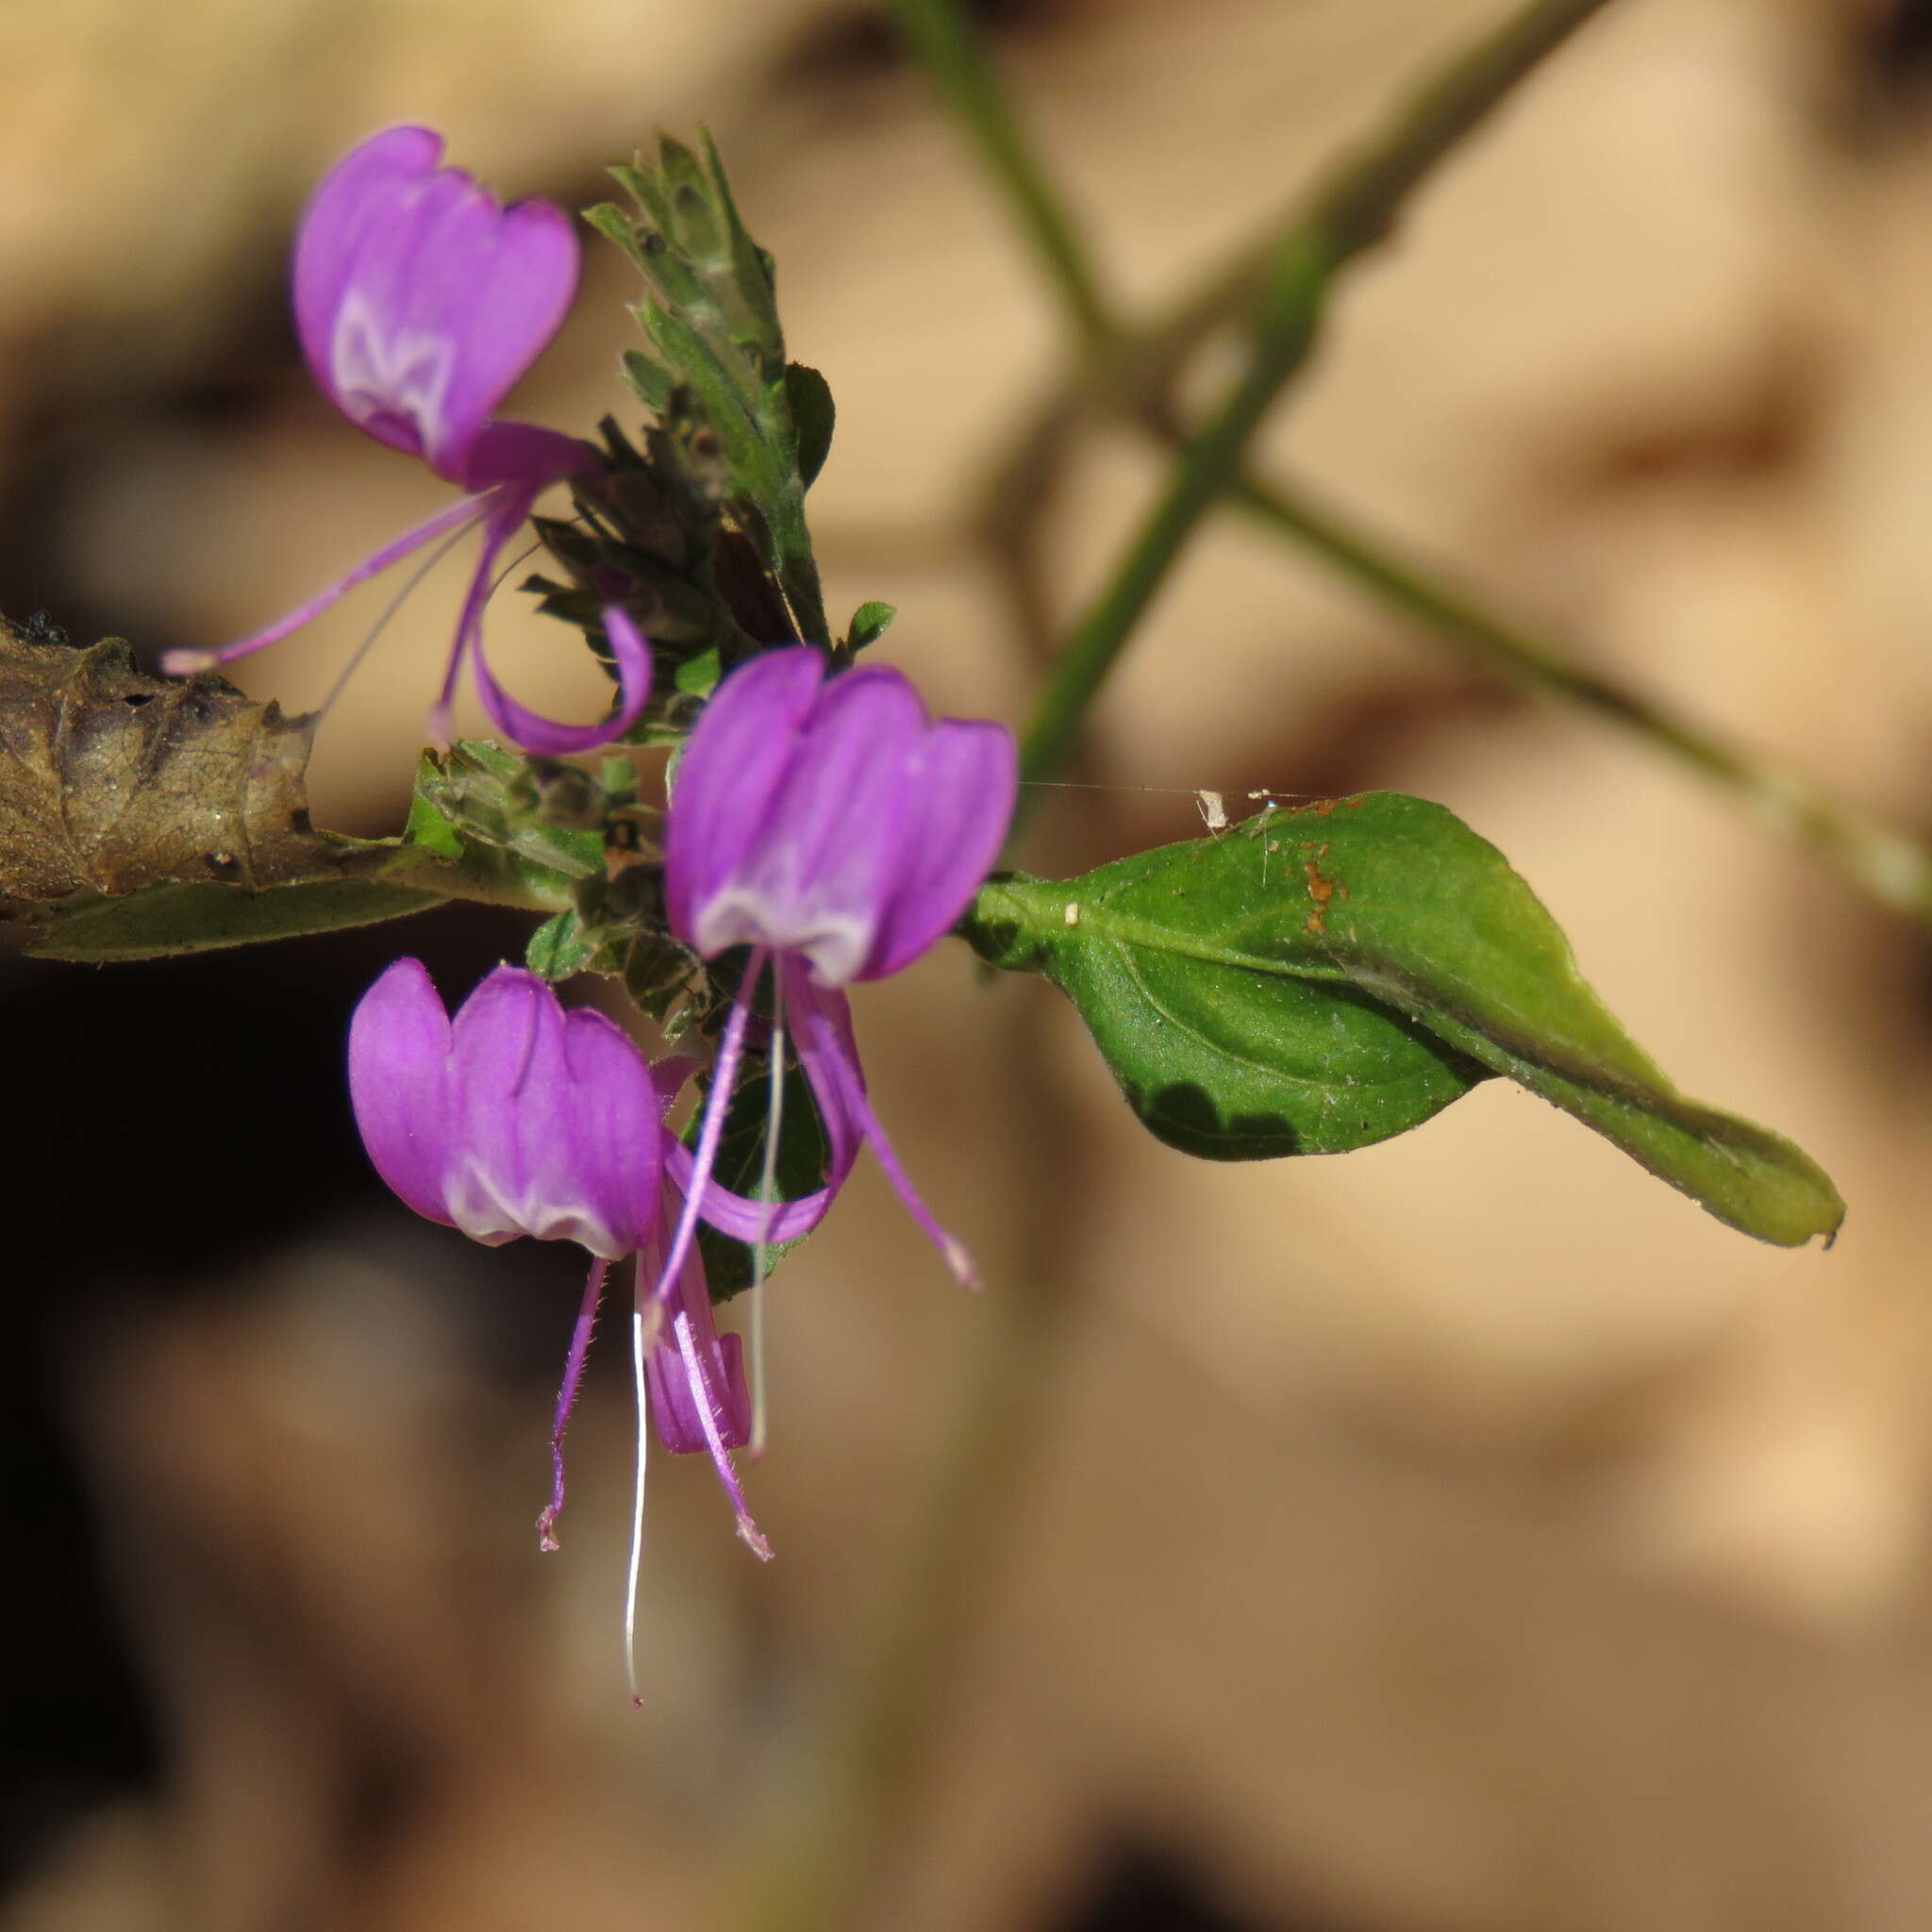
[888,0,1115,354]
[1011,0,1619,804]
[1234,474,1932,921]
[1015,243,1327,794]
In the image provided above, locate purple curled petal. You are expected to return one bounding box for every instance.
[859,717,1017,979]
[469,586,654,757]
[348,957,457,1224]
[664,649,827,950]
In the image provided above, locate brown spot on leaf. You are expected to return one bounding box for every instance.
[1303,856,1339,935]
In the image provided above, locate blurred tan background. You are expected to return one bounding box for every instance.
[8,0,1932,1926]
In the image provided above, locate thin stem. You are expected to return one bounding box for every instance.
[974,0,1620,667]
[1010,0,1619,808]
[888,0,1115,354]
[1227,473,1932,921]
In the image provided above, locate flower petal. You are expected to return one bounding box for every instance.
[293,125,579,484]
[444,968,658,1256]
[348,956,457,1224]
[663,649,827,949]
[710,666,928,983]
[860,717,1017,979]
[678,666,927,982]
[437,483,652,753]
[293,125,445,450]
[471,599,654,756]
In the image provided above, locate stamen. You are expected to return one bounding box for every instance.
[651,949,768,1314]
[536,1253,608,1552]
[749,1002,786,1457]
[787,960,979,1290]
[159,490,490,676]
[319,516,478,724]
[625,1255,650,1708]
[671,1297,773,1560]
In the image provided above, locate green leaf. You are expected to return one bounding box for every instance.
[844,601,896,652]
[675,646,724,698]
[963,792,1843,1248]
[687,1061,833,1301]
[786,363,835,489]
[596,135,831,649]
[525,909,596,979]
[27,875,441,961]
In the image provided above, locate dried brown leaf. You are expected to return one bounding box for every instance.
[0,617,334,908]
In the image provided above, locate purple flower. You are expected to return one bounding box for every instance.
[349,958,768,1696]
[653,648,1017,1328]
[164,126,649,755]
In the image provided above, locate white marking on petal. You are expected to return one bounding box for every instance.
[331,291,454,452]
[692,889,871,987]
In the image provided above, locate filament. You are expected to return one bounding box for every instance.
[625,1255,650,1708]
[318,515,479,724]
[749,1002,786,1457]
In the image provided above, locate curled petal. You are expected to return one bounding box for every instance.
[440,491,652,754]
[348,957,456,1225]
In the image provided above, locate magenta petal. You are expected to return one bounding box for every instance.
[445,969,660,1256]
[663,650,1017,989]
[663,649,828,944]
[458,421,591,494]
[860,717,1017,979]
[648,1057,703,1122]
[294,125,579,483]
[698,667,927,983]
[348,957,457,1224]
[666,1147,840,1245]
[294,125,445,450]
